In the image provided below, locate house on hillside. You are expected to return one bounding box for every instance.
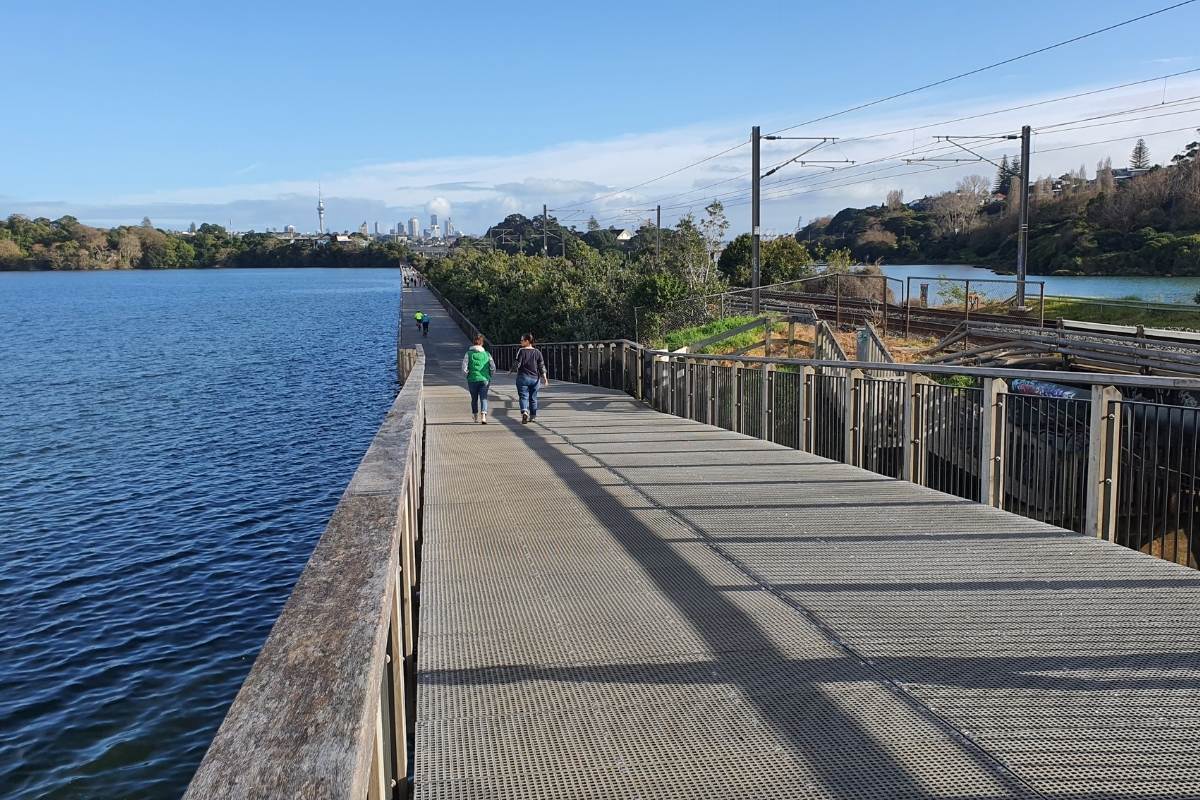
[608,227,634,241]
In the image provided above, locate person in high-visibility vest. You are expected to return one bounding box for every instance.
[414,311,429,336]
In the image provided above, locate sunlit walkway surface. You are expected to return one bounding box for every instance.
[407,285,1200,800]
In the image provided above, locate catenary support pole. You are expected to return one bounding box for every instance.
[751,125,761,314]
[1016,125,1031,309]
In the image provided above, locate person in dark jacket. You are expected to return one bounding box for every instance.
[510,333,547,424]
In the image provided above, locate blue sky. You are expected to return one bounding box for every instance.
[2,0,1199,234]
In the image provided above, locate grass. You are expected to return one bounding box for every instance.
[658,315,760,352]
[1040,297,1200,329]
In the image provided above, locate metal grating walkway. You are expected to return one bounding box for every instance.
[407,286,1200,799]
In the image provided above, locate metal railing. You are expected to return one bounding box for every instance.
[482,332,1200,570]
[185,348,426,799]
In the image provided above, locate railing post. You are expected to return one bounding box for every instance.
[685,360,693,420]
[637,348,645,401]
[733,364,743,433]
[709,365,717,426]
[762,364,772,441]
[904,374,936,485]
[799,366,814,451]
[844,369,864,466]
[1086,385,1122,541]
[979,378,1008,507]
[669,357,679,416]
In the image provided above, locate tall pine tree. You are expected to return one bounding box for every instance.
[994,155,1010,194]
[1130,138,1150,170]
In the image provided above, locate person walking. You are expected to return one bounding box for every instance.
[461,334,496,424]
[511,333,547,424]
[414,310,430,336]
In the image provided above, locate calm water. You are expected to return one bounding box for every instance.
[0,268,401,799]
[879,264,1200,304]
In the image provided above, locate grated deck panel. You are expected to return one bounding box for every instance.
[408,287,1200,799]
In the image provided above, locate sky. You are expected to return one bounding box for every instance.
[2,0,1199,236]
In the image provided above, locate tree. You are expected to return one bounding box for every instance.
[699,200,728,269]
[586,216,601,232]
[1131,138,1151,170]
[885,189,904,209]
[994,155,1011,195]
[141,216,154,229]
[760,236,813,285]
[1096,157,1115,194]
[931,175,990,235]
[716,233,753,286]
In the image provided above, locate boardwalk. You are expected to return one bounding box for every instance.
[407,286,1200,799]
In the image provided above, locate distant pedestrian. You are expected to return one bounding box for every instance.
[510,333,548,424]
[414,311,429,336]
[462,334,496,424]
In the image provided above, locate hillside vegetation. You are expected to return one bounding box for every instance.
[795,133,1200,276]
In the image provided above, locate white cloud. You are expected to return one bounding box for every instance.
[5,75,1200,235]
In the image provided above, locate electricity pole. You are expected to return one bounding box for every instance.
[656,204,662,266]
[542,204,548,258]
[1015,125,1031,309]
[751,128,850,313]
[906,126,1032,309]
[751,126,761,313]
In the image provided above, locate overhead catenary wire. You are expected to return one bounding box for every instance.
[595,66,1200,216]
[764,0,1199,137]
[559,2,1199,220]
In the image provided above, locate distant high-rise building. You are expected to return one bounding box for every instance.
[445,217,455,237]
[430,213,438,228]
[317,185,326,234]
[430,223,442,239]
[397,221,404,237]
[188,221,197,234]
[286,225,296,234]
[359,221,369,236]
[374,221,380,235]
[409,217,420,239]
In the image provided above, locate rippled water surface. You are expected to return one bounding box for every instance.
[0,268,401,799]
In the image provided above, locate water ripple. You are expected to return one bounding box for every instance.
[0,268,401,799]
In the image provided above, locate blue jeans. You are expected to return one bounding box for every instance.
[516,374,541,416]
[468,380,489,414]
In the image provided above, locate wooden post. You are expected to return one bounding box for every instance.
[979,378,1008,507]
[763,320,772,358]
[880,276,888,339]
[1085,385,1123,541]
[836,275,842,328]
[844,369,864,466]
[787,320,796,359]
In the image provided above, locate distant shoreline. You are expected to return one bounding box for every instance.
[0,264,404,273]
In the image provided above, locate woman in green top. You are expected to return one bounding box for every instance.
[461,333,497,424]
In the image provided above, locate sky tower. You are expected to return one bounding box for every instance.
[317,185,326,234]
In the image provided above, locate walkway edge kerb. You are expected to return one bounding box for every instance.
[183,348,426,799]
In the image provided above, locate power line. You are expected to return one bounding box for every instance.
[595,67,1200,216]
[765,0,1199,137]
[561,3,1198,219]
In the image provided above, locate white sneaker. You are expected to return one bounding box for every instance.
[481,413,488,425]
[472,412,479,423]
[521,411,530,424]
